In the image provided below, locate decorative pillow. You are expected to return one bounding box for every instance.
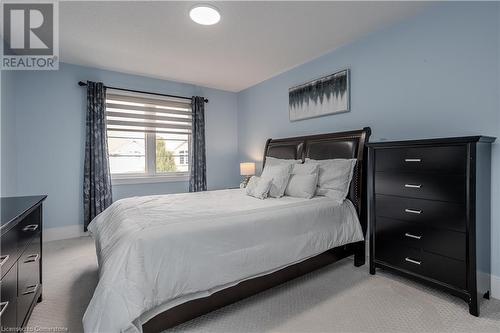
[264,156,302,168]
[260,164,293,198]
[305,158,357,203]
[245,176,272,200]
[285,174,319,199]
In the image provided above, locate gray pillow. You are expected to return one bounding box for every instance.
[291,163,319,175]
[246,176,272,199]
[264,156,302,167]
[260,164,293,198]
[285,174,318,199]
[305,158,357,203]
[284,163,319,199]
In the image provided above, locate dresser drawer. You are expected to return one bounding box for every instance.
[17,209,41,253]
[375,195,466,232]
[375,173,465,203]
[375,217,466,260]
[17,238,41,327]
[375,243,466,289]
[375,145,467,174]
[0,228,19,279]
[0,264,18,329]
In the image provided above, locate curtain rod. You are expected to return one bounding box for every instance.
[77,81,208,103]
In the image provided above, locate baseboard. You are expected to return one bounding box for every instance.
[43,224,88,242]
[491,273,500,300]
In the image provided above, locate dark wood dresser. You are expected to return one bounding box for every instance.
[1,195,46,329]
[367,136,495,316]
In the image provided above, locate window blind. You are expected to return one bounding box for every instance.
[106,91,192,135]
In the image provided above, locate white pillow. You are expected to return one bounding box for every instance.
[246,176,272,199]
[285,174,318,199]
[261,164,293,198]
[305,158,357,203]
[291,163,319,175]
[264,156,301,167]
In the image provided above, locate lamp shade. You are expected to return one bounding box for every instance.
[240,162,256,176]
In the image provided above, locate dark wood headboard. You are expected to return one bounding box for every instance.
[262,127,371,235]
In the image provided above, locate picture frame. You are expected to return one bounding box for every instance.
[289,68,350,121]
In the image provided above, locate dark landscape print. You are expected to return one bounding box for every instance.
[289,69,350,121]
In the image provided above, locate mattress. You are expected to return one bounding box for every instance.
[84,189,364,333]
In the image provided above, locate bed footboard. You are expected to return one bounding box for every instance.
[142,241,363,333]
[353,240,366,267]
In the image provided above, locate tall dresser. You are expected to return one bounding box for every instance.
[368,137,495,316]
[1,196,46,329]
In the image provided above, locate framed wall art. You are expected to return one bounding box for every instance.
[289,68,350,121]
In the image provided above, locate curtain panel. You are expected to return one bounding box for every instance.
[83,81,113,231]
[189,96,207,192]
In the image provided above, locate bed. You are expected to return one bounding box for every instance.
[84,127,371,333]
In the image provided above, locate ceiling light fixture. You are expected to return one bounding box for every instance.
[189,4,221,26]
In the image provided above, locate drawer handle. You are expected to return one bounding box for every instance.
[404,158,422,162]
[0,255,9,266]
[0,301,9,318]
[405,257,422,265]
[24,254,39,263]
[404,184,422,189]
[405,208,422,214]
[405,232,422,240]
[22,284,38,295]
[23,224,39,232]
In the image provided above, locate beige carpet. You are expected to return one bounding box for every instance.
[28,237,500,333]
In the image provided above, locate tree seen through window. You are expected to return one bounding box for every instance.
[156,140,177,172]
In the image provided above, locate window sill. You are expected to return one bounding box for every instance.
[112,175,189,185]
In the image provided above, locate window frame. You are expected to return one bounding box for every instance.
[106,91,192,185]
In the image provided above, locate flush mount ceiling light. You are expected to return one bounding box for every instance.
[189,4,221,25]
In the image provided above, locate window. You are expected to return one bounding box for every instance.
[106,90,192,182]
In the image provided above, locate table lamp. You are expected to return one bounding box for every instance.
[240,162,256,188]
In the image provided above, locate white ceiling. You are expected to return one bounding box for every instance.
[60,1,428,92]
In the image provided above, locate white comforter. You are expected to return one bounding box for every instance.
[84,189,364,333]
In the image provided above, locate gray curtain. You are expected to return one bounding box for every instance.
[189,96,207,192]
[83,81,113,231]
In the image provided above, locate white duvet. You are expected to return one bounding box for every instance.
[84,189,364,333]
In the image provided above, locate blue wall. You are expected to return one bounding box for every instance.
[237,3,500,276]
[5,63,239,229]
[1,70,18,196]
